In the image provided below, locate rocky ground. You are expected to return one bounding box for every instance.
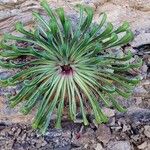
[0,0,150,150]
[0,109,150,150]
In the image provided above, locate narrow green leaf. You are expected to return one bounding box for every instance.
[55,78,66,128]
[108,94,127,112]
[115,88,131,98]
[115,21,130,34]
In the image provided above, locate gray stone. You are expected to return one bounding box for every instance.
[102,107,115,117]
[134,97,142,105]
[142,80,150,91]
[107,141,131,150]
[133,86,148,97]
[95,143,104,150]
[96,125,111,144]
[131,33,150,47]
[126,107,150,124]
[144,125,150,138]
[137,141,148,150]
[122,124,131,132]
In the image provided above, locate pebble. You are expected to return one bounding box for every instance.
[15,128,22,136]
[21,133,27,141]
[111,126,122,132]
[144,125,150,138]
[142,80,150,91]
[107,141,131,150]
[45,129,62,138]
[130,135,141,142]
[95,143,104,150]
[41,140,47,147]
[147,143,150,150]
[122,124,131,132]
[36,142,42,149]
[140,64,148,79]
[134,97,142,105]
[127,108,150,124]
[137,141,148,149]
[11,127,16,133]
[109,117,116,126]
[131,33,150,47]
[96,125,111,144]
[102,107,115,117]
[133,86,148,97]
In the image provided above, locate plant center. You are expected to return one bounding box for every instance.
[60,64,73,75]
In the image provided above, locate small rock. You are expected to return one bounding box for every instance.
[130,135,141,142]
[21,133,27,141]
[144,125,150,138]
[131,33,150,47]
[62,130,71,139]
[102,107,115,117]
[15,128,22,137]
[11,127,16,133]
[36,143,42,149]
[71,127,95,147]
[147,143,150,150]
[84,144,88,149]
[137,141,148,149]
[109,117,116,126]
[142,79,150,91]
[5,140,14,150]
[126,108,150,124]
[133,86,148,97]
[41,140,47,147]
[111,126,122,131]
[122,124,131,132]
[107,141,131,150]
[141,64,148,79]
[36,139,44,149]
[95,143,104,150]
[134,97,142,105]
[45,129,62,139]
[96,125,111,145]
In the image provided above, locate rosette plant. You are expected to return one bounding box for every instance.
[0,0,141,133]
